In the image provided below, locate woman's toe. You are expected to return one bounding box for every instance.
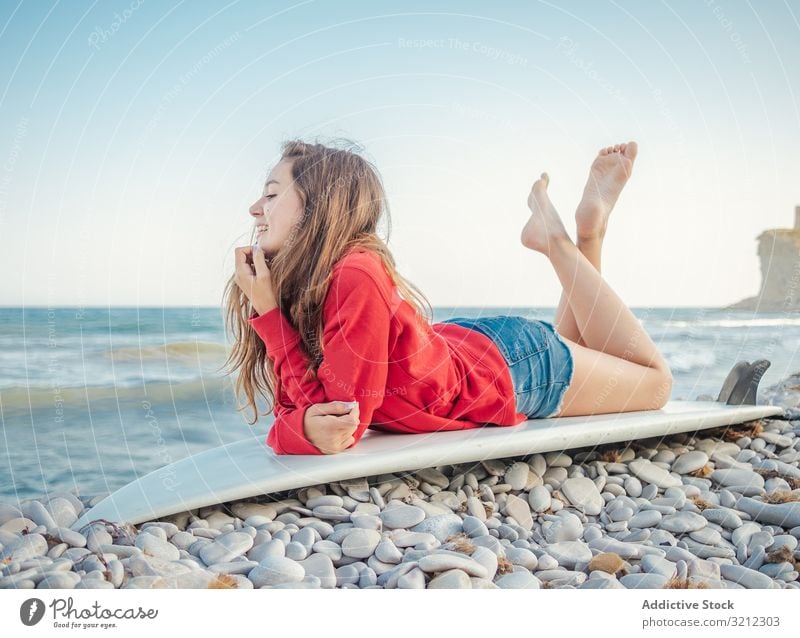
[533,172,549,190]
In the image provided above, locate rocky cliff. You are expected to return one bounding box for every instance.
[726,206,800,312]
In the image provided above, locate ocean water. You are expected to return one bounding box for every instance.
[1,306,799,502]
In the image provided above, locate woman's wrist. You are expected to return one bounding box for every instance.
[252,298,278,316]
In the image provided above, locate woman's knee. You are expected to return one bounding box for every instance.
[648,367,673,409]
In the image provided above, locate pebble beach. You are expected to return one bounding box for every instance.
[2,389,800,590]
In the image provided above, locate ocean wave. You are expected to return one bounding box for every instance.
[663,349,717,373]
[103,341,229,363]
[0,376,233,413]
[660,318,800,328]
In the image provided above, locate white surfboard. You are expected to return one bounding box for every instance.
[69,400,784,531]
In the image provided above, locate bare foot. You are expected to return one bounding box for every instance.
[575,141,638,242]
[521,172,571,257]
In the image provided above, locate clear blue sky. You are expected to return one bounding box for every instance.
[1,0,798,307]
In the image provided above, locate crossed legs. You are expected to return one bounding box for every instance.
[520,142,673,416]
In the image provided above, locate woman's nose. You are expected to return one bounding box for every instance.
[249,200,263,217]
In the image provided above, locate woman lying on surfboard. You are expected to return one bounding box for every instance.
[223,138,672,455]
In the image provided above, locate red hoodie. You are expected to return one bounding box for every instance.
[248,248,528,454]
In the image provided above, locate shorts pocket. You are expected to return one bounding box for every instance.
[479,316,549,365]
[509,349,549,396]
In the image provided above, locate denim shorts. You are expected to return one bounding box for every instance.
[439,314,574,418]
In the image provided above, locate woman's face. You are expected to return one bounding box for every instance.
[249,159,303,257]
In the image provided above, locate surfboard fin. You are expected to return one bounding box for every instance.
[716,360,751,403]
[717,359,771,406]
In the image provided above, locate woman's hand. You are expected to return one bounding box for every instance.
[235,244,277,316]
[303,401,361,454]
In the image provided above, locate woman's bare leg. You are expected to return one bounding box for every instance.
[553,239,600,347]
[520,152,672,415]
[554,143,635,347]
[554,334,673,415]
[523,187,665,369]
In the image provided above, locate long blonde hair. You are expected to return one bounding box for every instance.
[220,137,433,425]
